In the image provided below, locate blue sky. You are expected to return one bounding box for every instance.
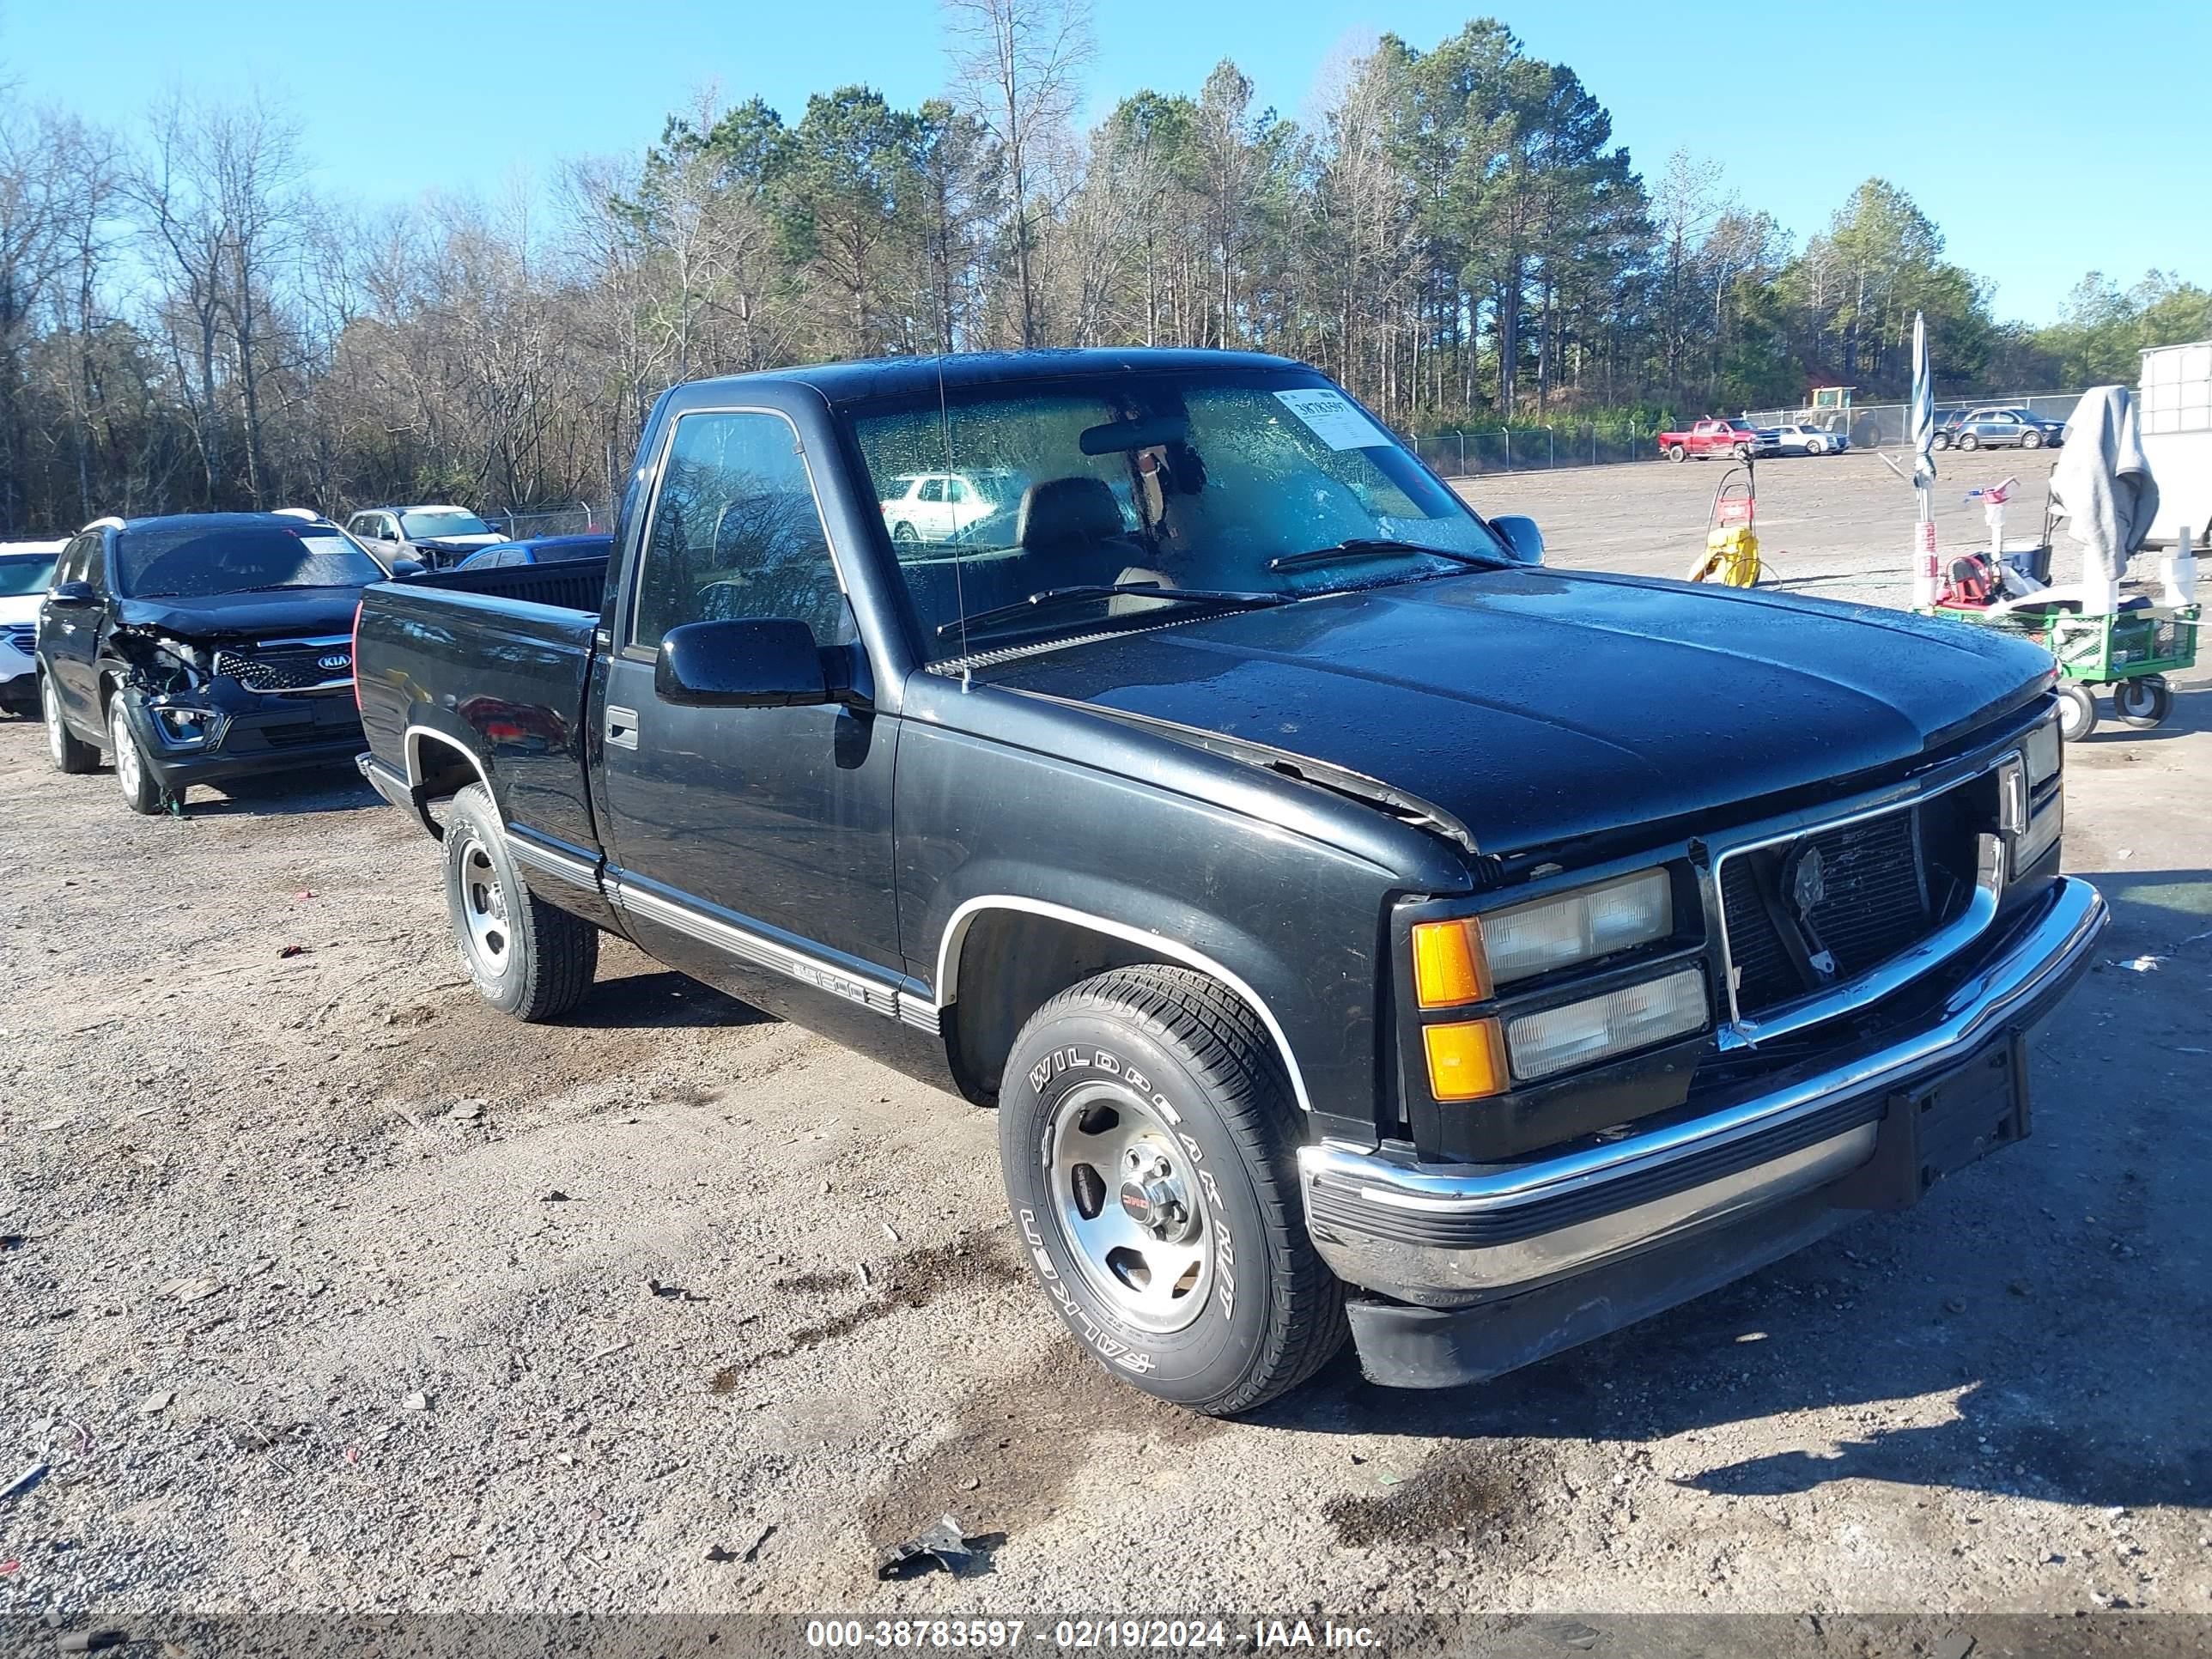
[4,0,2203,323]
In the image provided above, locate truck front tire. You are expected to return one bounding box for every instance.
[998,963,1348,1415]
[443,783,599,1021]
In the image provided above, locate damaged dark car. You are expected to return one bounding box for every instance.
[37,512,392,813]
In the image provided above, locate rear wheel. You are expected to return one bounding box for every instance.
[1668,443,1686,463]
[2054,683,2099,742]
[443,782,599,1020]
[109,693,168,815]
[999,963,1347,1415]
[2114,675,2171,728]
[1807,437,1827,455]
[891,521,917,545]
[42,673,99,775]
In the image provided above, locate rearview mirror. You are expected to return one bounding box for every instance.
[655,617,832,708]
[1490,515,1545,566]
[48,579,96,605]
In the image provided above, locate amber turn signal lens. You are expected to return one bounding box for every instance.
[1411,918,1490,1008]
[1423,1018,1508,1102]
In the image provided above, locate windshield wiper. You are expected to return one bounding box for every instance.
[1267,538,1510,574]
[938,582,1286,643]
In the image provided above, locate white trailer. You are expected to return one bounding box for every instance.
[2139,339,2212,547]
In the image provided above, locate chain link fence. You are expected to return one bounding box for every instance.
[1741,392,2087,452]
[1407,390,2094,477]
[1408,424,1658,479]
[489,502,599,540]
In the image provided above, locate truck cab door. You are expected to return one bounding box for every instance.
[597,404,904,1024]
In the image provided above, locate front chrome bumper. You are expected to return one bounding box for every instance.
[1301,875,2107,1306]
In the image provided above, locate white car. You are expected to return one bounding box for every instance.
[1754,422,1849,458]
[0,541,64,715]
[878,470,1028,548]
[344,504,507,568]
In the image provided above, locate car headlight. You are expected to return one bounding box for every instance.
[1504,967,1711,1082]
[2009,713,2064,870]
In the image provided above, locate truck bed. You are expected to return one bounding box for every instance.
[354,556,609,854]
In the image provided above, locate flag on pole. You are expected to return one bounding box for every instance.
[1910,312,1936,489]
[1909,311,1940,606]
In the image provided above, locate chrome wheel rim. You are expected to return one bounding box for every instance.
[42,678,64,766]
[111,701,143,800]
[1045,1079,1213,1335]
[456,833,512,975]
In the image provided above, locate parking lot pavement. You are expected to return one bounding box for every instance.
[1460,447,2069,609]
[3,464,2208,1624]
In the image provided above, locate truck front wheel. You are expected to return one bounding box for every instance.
[998,963,1347,1415]
[443,783,599,1021]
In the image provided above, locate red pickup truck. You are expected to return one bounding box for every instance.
[1657,418,1755,462]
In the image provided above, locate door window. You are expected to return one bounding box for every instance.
[917,478,946,504]
[631,410,851,652]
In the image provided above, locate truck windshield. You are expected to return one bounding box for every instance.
[113,526,388,599]
[401,509,494,539]
[845,369,1504,659]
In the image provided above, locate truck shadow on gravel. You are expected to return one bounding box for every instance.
[565,968,774,1030]
[1267,873,2212,1536]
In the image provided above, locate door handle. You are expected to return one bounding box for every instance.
[605,704,640,750]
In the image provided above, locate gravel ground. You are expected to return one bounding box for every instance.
[3,452,2209,1637]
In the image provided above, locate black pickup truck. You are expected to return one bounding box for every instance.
[353,349,2106,1414]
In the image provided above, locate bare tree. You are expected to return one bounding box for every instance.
[131,89,307,505]
[943,0,1093,348]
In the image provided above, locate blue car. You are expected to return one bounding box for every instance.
[453,532,611,571]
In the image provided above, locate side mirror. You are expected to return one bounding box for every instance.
[1491,515,1545,566]
[388,558,427,578]
[655,617,832,708]
[49,579,97,605]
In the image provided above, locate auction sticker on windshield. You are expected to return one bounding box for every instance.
[1273,388,1390,450]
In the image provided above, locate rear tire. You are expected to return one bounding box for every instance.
[999,963,1347,1415]
[443,782,599,1020]
[2054,683,2098,742]
[2114,675,2170,728]
[1807,437,1827,455]
[42,673,99,775]
[1668,444,1686,463]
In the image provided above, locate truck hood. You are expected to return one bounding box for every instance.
[978,569,2051,855]
[114,586,368,644]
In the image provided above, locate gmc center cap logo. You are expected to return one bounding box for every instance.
[1118,1182,1154,1224]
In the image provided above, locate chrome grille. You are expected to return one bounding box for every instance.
[215,646,352,693]
[1,623,33,655]
[1720,806,1938,1018]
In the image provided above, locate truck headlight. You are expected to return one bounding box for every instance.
[1504,968,1709,1083]
[1411,869,1674,1009]
[1486,868,1674,984]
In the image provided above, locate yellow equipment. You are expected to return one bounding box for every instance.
[1686,461,1768,587]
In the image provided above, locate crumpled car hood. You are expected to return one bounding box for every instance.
[114,587,368,644]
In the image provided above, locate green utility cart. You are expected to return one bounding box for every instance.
[1928,602,2199,740]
